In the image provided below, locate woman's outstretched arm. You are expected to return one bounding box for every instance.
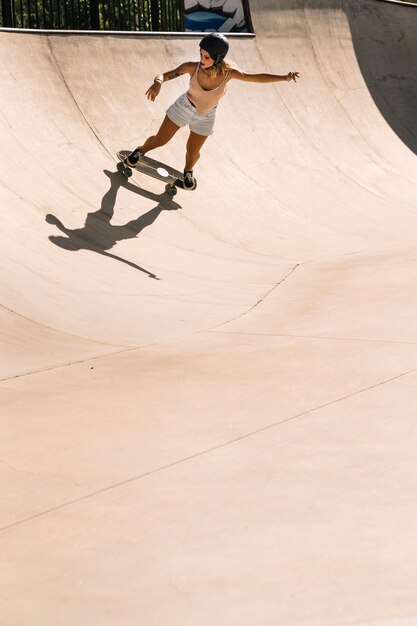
[146,62,196,101]
[229,69,299,83]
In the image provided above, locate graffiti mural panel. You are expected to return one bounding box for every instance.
[184,0,253,32]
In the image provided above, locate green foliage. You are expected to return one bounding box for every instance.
[0,0,183,30]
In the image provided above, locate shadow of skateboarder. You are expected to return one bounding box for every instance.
[46,170,181,280]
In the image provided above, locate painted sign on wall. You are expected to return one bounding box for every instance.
[184,0,252,33]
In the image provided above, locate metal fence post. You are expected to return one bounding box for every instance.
[151,0,159,30]
[90,0,100,29]
[1,0,13,26]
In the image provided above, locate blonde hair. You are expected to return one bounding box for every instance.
[207,59,237,79]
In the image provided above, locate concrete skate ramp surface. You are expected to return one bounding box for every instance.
[2,1,417,624]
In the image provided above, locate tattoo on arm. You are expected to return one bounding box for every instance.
[166,71,182,81]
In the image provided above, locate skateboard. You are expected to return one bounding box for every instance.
[116,151,196,197]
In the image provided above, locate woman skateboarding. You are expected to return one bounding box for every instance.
[124,33,299,190]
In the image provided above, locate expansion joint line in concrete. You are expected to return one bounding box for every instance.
[44,37,111,159]
[210,263,300,332]
[3,362,417,535]
[1,264,301,383]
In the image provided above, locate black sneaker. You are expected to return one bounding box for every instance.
[125,147,142,167]
[183,171,197,190]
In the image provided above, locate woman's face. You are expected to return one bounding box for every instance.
[200,48,214,69]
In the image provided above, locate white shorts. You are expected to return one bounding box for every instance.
[166,93,216,136]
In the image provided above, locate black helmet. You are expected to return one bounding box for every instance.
[199,33,229,67]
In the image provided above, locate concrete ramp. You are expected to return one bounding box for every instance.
[2,1,417,624]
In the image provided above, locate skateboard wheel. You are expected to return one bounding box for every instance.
[165,184,177,197]
[117,162,132,178]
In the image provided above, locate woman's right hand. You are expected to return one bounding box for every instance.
[146,81,162,101]
[286,72,300,82]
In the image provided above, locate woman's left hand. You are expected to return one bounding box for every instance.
[286,72,300,82]
[146,81,162,101]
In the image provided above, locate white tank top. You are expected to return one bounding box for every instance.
[187,63,230,114]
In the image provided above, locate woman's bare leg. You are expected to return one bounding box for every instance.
[140,116,180,154]
[185,131,209,172]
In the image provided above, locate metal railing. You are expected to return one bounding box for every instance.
[0,0,184,30]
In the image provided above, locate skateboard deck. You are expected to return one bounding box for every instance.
[116,151,195,196]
